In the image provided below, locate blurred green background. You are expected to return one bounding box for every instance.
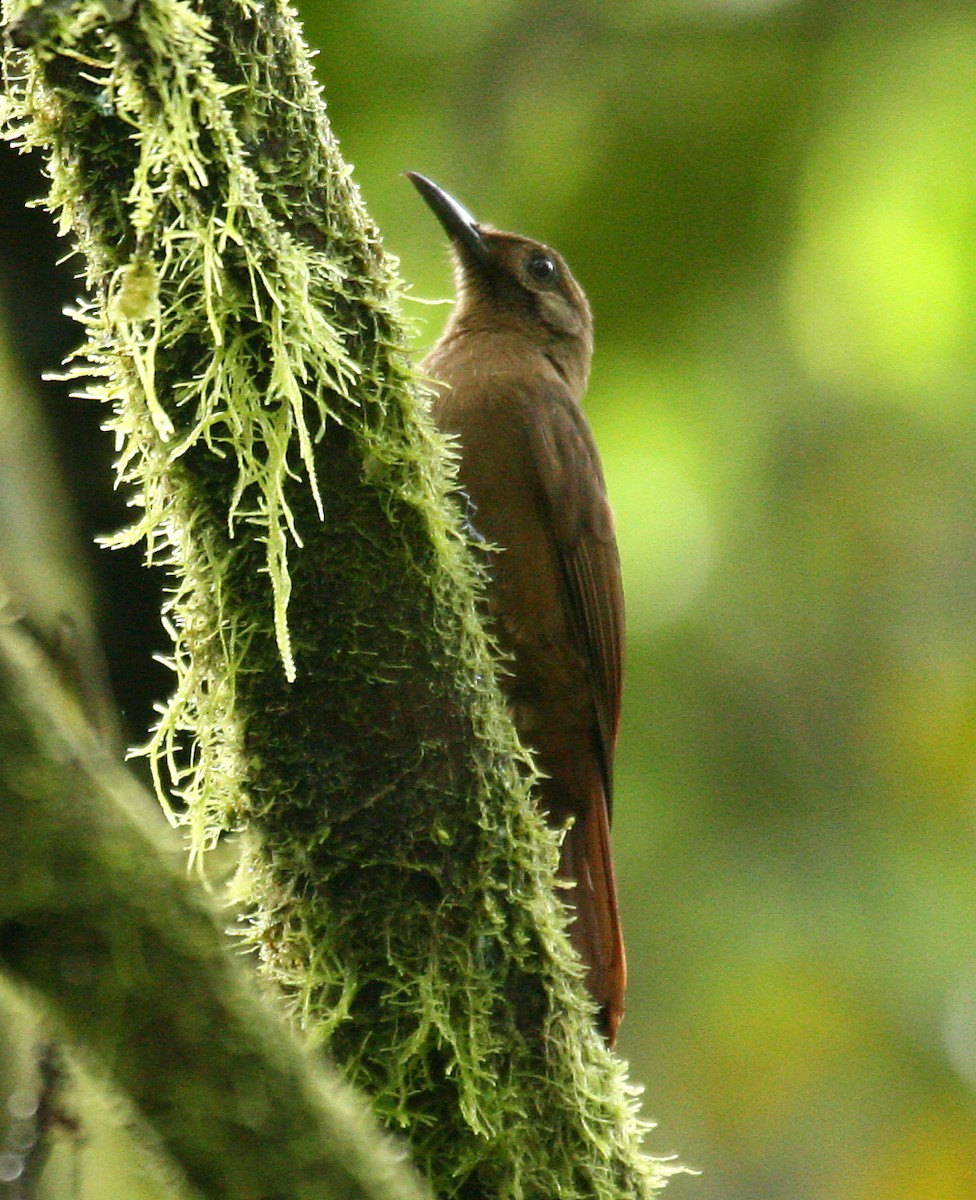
[4,0,976,1197]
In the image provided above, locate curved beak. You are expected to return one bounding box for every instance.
[405,172,489,264]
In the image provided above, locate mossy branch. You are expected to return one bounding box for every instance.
[0,614,430,1200]
[1,0,676,1195]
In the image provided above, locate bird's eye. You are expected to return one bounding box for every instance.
[525,253,558,285]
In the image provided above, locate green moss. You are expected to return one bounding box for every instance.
[1,0,678,1194]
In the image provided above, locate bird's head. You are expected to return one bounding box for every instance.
[407,172,592,390]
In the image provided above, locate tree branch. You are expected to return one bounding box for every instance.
[1,0,675,1194]
[0,615,429,1200]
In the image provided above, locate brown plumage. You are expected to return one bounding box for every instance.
[407,173,627,1043]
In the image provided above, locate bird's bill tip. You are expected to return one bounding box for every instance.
[405,171,487,262]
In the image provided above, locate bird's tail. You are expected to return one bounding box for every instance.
[559,784,627,1044]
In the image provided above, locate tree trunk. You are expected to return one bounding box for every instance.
[0,0,674,1194]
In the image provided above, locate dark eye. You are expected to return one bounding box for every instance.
[525,253,558,284]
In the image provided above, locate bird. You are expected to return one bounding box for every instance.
[406,172,626,1043]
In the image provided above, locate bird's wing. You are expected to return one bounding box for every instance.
[526,389,625,812]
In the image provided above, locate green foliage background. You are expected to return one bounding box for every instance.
[3,1,976,1198]
[324,2,976,1198]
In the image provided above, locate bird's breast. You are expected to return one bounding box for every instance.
[429,369,591,731]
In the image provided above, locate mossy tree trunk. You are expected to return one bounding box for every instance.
[0,615,431,1200]
[0,0,673,1195]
